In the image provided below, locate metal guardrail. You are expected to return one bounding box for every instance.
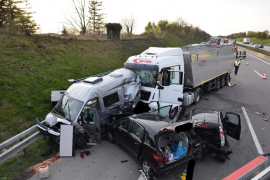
[0,131,44,164]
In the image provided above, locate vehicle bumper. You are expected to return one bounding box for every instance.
[154,155,193,174]
[36,118,60,136]
[208,144,232,157]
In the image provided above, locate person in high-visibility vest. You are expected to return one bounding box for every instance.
[239,51,242,59]
[243,51,246,59]
[234,59,241,75]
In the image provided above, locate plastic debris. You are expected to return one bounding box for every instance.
[204,98,209,100]
[121,160,128,163]
[28,103,30,107]
[84,151,91,156]
[263,113,266,115]
[80,152,84,159]
[255,112,260,115]
[264,119,268,121]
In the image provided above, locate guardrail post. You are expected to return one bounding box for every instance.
[20,138,27,156]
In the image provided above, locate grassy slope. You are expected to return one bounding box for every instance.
[235,37,270,46]
[0,33,201,180]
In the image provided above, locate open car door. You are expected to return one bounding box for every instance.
[80,107,102,145]
[224,112,241,141]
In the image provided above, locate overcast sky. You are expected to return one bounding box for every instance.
[28,0,270,36]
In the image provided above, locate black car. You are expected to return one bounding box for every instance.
[259,44,264,48]
[104,107,241,177]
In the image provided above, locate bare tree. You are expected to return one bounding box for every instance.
[65,0,89,35]
[120,15,137,35]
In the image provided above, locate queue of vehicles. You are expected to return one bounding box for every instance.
[36,43,241,177]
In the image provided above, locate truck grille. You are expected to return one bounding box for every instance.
[140,90,151,101]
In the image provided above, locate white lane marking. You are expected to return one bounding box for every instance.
[247,53,270,65]
[254,70,263,78]
[241,107,264,155]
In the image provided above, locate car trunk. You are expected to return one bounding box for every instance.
[157,131,189,164]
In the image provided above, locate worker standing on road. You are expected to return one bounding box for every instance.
[234,59,241,75]
[243,51,246,59]
[239,51,242,59]
[236,51,238,59]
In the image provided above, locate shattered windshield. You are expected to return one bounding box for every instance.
[51,95,83,122]
[129,68,157,88]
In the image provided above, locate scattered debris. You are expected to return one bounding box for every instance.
[204,98,209,100]
[264,119,268,121]
[92,162,95,163]
[255,112,260,115]
[130,172,132,173]
[121,160,128,163]
[263,113,266,115]
[84,151,91,156]
[262,128,265,130]
[80,152,84,159]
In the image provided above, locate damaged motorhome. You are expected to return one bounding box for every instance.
[37,68,141,147]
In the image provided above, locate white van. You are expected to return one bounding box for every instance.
[243,38,250,44]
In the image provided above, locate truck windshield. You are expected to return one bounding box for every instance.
[129,68,157,88]
[51,95,83,122]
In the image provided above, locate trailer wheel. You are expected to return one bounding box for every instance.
[220,76,225,88]
[193,88,202,104]
[225,73,230,86]
[214,78,220,91]
[169,107,178,119]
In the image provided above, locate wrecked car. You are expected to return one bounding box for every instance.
[36,68,141,147]
[105,106,241,177]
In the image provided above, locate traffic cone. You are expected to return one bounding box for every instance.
[246,61,249,66]
[263,72,267,80]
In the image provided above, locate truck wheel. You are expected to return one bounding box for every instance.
[225,73,230,86]
[76,134,89,149]
[220,76,225,88]
[193,88,202,104]
[214,78,220,91]
[169,107,178,119]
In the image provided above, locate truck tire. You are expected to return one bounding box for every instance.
[169,107,178,119]
[193,88,202,104]
[225,73,230,86]
[213,78,220,91]
[220,76,225,88]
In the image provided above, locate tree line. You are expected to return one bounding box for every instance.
[144,18,211,40]
[227,30,270,40]
[0,0,38,35]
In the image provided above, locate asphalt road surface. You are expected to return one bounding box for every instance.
[236,41,270,52]
[29,52,270,180]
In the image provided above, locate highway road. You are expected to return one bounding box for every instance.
[28,52,270,180]
[236,41,270,52]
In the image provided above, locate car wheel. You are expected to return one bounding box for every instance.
[214,78,220,91]
[193,88,202,104]
[142,159,153,178]
[106,131,114,143]
[169,107,178,119]
[220,76,225,88]
[76,134,89,149]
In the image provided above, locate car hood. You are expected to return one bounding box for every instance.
[45,113,72,127]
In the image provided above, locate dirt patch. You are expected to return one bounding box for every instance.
[27,152,62,175]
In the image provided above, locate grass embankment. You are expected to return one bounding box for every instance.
[235,37,270,46]
[0,33,200,179]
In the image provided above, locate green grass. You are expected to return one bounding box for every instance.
[0,33,200,179]
[235,37,270,46]
[236,43,270,56]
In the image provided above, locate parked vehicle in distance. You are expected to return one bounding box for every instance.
[251,42,255,45]
[258,44,264,48]
[243,38,250,44]
[254,44,259,48]
[220,39,229,44]
[200,42,206,44]
[106,107,241,177]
